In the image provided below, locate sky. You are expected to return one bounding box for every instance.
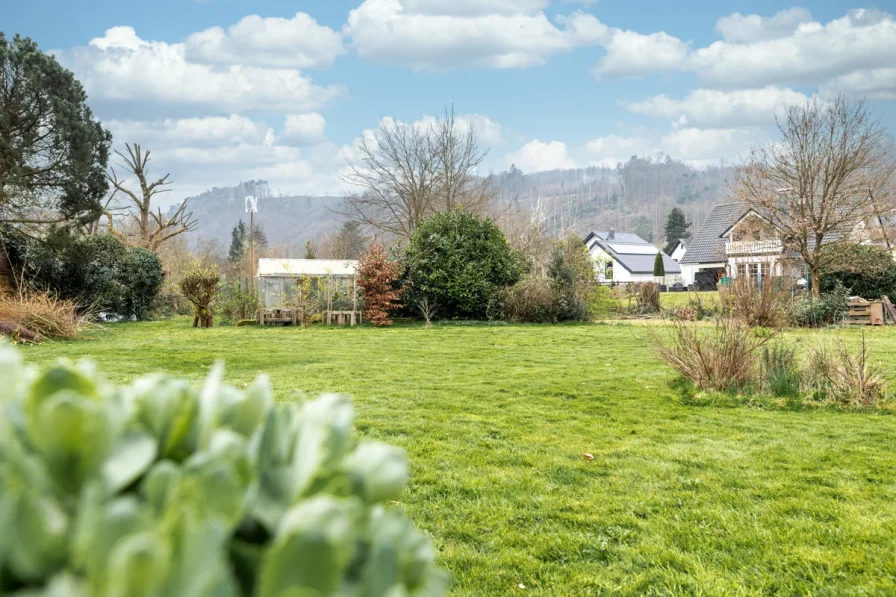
[3,0,896,207]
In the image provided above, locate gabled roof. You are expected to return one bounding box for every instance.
[586,230,681,274]
[584,230,646,245]
[258,258,358,277]
[719,208,773,238]
[680,203,746,265]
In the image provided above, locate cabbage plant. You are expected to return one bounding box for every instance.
[0,346,448,596]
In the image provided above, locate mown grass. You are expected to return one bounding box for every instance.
[21,320,896,596]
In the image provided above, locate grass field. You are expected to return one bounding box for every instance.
[20,320,896,596]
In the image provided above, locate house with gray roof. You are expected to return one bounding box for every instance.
[677,202,896,289]
[584,229,681,284]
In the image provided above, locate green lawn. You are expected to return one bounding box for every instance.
[20,320,896,596]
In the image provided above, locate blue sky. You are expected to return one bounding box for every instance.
[3,0,895,204]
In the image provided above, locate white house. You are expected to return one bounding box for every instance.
[668,239,687,263]
[584,229,681,284]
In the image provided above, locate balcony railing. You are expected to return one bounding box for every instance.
[725,240,783,255]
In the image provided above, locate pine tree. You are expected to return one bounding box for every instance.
[663,207,691,253]
[304,240,316,259]
[229,220,247,262]
[254,223,269,250]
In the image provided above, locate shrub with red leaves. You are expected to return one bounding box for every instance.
[358,244,404,326]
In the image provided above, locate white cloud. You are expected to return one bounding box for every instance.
[281,113,328,145]
[690,9,896,88]
[623,87,814,128]
[585,127,771,167]
[587,8,896,88]
[185,12,345,69]
[105,115,272,147]
[344,0,607,69]
[591,29,690,79]
[821,67,896,100]
[60,26,344,114]
[715,7,813,43]
[507,140,576,172]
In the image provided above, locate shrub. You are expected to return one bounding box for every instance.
[828,333,885,405]
[216,280,260,325]
[0,228,164,320]
[358,243,404,326]
[548,236,594,322]
[588,285,620,320]
[759,344,801,400]
[0,288,88,340]
[652,319,774,391]
[0,347,448,596]
[180,263,221,327]
[499,278,558,323]
[791,282,849,327]
[719,278,789,328]
[627,283,660,313]
[402,212,522,320]
[820,244,896,300]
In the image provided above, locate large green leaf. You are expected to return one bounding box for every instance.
[103,431,157,494]
[291,395,354,499]
[344,442,408,504]
[257,497,361,597]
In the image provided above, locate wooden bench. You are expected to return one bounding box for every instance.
[257,307,303,326]
[326,310,360,326]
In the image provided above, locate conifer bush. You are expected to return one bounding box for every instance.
[0,346,448,596]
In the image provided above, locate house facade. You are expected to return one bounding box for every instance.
[679,204,798,288]
[679,203,896,288]
[584,229,681,284]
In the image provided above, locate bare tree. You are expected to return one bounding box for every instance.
[733,95,890,295]
[106,144,197,252]
[339,107,496,240]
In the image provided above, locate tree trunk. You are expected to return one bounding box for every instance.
[810,267,822,297]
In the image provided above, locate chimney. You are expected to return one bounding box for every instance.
[608,228,615,240]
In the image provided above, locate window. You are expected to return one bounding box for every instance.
[736,262,772,282]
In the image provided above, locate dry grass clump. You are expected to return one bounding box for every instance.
[0,289,88,342]
[652,318,774,391]
[804,333,886,406]
[719,278,790,328]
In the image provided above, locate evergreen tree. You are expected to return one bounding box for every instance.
[304,240,316,259]
[1,34,112,228]
[254,223,269,250]
[229,220,247,262]
[663,207,691,253]
[653,252,665,278]
[333,221,367,260]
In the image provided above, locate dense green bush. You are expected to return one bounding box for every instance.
[820,244,896,300]
[0,229,163,320]
[588,285,620,319]
[548,236,594,322]
[791,282,850,327]
[402,212,522,319]
[0,346,448,596]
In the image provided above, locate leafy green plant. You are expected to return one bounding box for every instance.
[402,212,522,320]
[760,344,801,401]
[587,285,620,320]
[791,282,849,327]
[0,346,448,596]
[216,281,260,326]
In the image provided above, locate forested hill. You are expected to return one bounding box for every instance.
[494,155,736,243]
[176,181,342,248]
[181,155,736,248]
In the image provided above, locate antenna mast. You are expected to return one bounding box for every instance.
[245,195,258,280]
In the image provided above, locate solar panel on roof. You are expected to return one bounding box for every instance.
[608,244,659,255]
